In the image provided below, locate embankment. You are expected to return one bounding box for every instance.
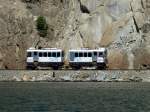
[0,70,149,82]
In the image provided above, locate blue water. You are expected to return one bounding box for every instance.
[0,82,149,112]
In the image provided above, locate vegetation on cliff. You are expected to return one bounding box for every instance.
[36,16,48,37]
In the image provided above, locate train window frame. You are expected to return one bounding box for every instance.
[27,52,32,57]
[43,52,47,57]
[88,52,92,57]
[62,52,64,57]
[48,52,51,57]
[94,52,97,56]
[34,52,37,56]
[57,52,60,57]
[39,52,43,57]
[99,52,103,57]
[84,52,87,57]
[75,52,78,57]
[79,52,83,57]
[105,50,107,55]
[52,52,56,57]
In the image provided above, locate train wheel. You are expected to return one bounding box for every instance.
[97,66,105,70]
[26,66,33,70]
[75,66,81,70]
[53,66,59,70]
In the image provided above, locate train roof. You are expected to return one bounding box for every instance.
[27,48,63,52]
[69,50,93,52]
[69,48,106,52]
[92,48,106,52]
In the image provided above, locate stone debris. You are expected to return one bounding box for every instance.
[129,76,143,82]
[0,70,148,82]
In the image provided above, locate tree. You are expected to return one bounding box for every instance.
[36,16,48,37]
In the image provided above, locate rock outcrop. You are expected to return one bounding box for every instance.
[0,0,149,69]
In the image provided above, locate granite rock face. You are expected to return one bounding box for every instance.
[0,0,149,69]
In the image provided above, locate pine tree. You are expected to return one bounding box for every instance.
[36,16,48,37]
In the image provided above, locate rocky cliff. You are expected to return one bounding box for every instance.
[0,0,149,69]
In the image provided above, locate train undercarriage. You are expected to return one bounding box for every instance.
[26,62,107,70]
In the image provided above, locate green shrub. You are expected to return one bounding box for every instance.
[36,16,48,37]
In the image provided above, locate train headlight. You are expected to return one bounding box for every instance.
[97,57,104,63]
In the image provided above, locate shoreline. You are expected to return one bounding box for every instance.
[0,70,149,82]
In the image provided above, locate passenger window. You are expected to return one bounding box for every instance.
[44,52,47,57]
[39,52,42,57]
[52,52,56,57]
[48,52,51,57]
[27,52,32,57]
[84,53,87,57]
[88,52,92,57]
[62,52,64,57]
[81,53,83,57]
[94,52,97,56]
[105,51,107,56]
[79,53,83,57]
[57,52,60,57]
[34,52,37,56]
[75,53,78,57]
[99,52,103,56]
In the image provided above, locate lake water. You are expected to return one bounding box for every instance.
[0,82,150,112]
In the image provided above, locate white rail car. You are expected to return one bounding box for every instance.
[93,48,108,69]
[26,48,108,70]
[26,48,64,69]
[69,48,107,69]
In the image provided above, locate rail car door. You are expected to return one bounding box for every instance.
[69,52,74,62]
[93,51,97,62]
[33,51,39,62]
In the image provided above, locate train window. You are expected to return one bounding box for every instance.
[52,52,56,57]
[81,53,83,57]
[39,52,42,57]
[75,53,78,57]
[105,50,107,55]
[44,52,47,57]
[99,52,103,56]
[57,52,60,57]
[79,52,83,57]
[34,52,37,56]
[62,52,64,57]
[27,52,32,57]
[94,52,97,56]
[88,52,92,57]
[48,52,51,57]
[84,52,87,57]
